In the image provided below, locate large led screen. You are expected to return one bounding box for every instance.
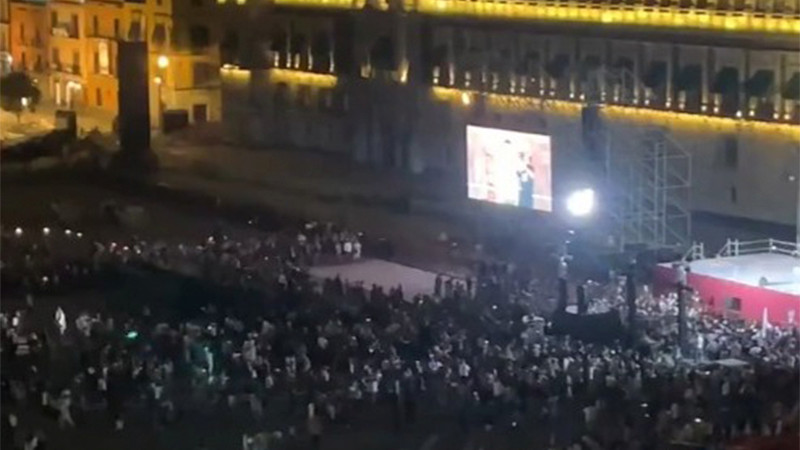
[467,125,553,212]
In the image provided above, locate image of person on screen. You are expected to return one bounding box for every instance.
[516,150,535,209]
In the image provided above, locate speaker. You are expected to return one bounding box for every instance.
[117,41,151,155]
[333,18,354,76]
[581,105,604,164]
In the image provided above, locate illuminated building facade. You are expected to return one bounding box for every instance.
[8,0,48,83]
[225,2,797,226]
[0,0,10,74]
[6,0,220,124]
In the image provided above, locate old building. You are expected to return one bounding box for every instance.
[8,0,48,83]
[221,1,800,247]
[0,0,10,74]
[6,0,221,124]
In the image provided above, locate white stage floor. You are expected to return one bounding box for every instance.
[667,253,800,295]
[309,259,440,298]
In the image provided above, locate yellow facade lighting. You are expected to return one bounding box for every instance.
[269,68,338,88]
[431,86,800,139]
[273,0,800,35]
[220,64,252,82]
[274,0,365,8]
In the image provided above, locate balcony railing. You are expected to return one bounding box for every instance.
[52,24,79,39]
[86,30,120,39]
[716,238,800,258]
[271,0,800,34]
[51,62,81,75]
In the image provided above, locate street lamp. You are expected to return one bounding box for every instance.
[157,54,169,69]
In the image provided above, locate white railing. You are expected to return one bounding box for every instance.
[716,238,800,258]
[681,241,705,261]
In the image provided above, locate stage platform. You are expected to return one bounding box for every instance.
[310,259,445,299]
[655,247,800,325]
[681,253,800,295]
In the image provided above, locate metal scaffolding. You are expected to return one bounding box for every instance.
[606,126,692,252]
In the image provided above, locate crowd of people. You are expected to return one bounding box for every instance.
[1,220,798,450]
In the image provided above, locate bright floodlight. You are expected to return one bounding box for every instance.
[566,188,595,217]
[157,55,169,69]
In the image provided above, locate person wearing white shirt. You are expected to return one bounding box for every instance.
[55,307,67,336]
[458,361,471,379]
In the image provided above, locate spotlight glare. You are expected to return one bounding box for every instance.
[566,188,595,217]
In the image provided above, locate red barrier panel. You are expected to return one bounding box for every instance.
[654,265,800,325]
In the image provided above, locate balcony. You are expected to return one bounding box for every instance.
[51,62,81,75]
[86,30,120,40]
[52,24,79,39]
[24,36,44,47]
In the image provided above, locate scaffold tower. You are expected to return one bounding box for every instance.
[607,127,692,251]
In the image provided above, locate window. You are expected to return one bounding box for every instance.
[730,186,738,204]
[129,11,143,41]
[19,23,24,41]
[93,16,98,36]
[318,89,333,110]
[98,41,109,75]
[189,25,210,48]
[51,12,57,28]
[72,50,79,73]
[129,20,142,41]
[297,86,310,108]
[114,19,120,38]
[71,14,78,36]
[192,62,218,85]
[723,136,738,168]
[96,88,102,107]
[221,30,239,64]
[152,24,166,46]
[725,297,741,311]
[52,48,60,67]
[192,104,207,122]
[274,83,289,107]
[20,52,26,70]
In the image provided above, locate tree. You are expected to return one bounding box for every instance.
[0,71,41,122]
